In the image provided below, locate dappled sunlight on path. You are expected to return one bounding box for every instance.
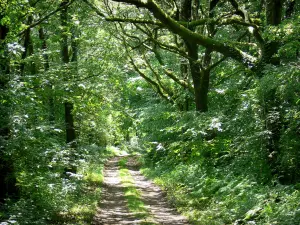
[93,157,139,224]
[93,156,189,225]
[127,158,189,225]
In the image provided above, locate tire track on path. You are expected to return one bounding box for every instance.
[127,157,189,225]
[93,156,189,225]
[93,157,139,225]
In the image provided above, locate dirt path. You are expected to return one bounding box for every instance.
[93,156,189,225]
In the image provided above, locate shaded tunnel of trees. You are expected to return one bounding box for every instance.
[0,0,299,224]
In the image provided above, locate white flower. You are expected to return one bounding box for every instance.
[215,89,225,94]
[156,143,165,151]
[210,118,222,131]
[7,42,25,54]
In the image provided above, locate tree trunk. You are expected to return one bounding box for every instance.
[180,0,209,112]
[67,27,78,149]
[191,67,204,112]
[65,102,76,148]
[198,70,210,112]
[60,0,77,173]
[186,42,211,112]
[285,0,296,18]
[186,42,209,112]
[180,0,216,112]
[20,15,36,76]
[180,0,192,21]
[0,18,18,202]
[61,1,70,64]
[39,27,55,123]
[263,0,288,183]
[266,0,283,25]
[180,59,190,111]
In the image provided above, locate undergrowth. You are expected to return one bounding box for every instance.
[142,160,300,225]
[134,62,300,225]
[0,145,110,225]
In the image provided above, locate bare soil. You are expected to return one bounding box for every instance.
[93,156,189,225]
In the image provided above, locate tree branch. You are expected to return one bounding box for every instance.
[134,24,188,58]
[207,56,227,72]
[143,53,174,97]
[111,0,255,65]
[81,0,106,17]
[227,0,264,47]
[18,0,75,36]
[151,48,194,93]
[106,17,162,25]
[129,55,172,103]
[116,22,174,103]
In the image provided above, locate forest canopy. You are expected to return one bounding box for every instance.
[0,0,300,224]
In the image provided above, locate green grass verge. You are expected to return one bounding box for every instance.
[141,161,300,225]
[52,163,104,225]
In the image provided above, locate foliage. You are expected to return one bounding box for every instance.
[142,162,300,225]
[1,0,130,223]
[1,0,300,224]
[135,41,300,224]
[1,145,107,225]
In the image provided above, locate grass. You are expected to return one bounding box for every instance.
[51,162,104,225]
[118,157,157,224]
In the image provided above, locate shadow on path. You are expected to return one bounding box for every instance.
[127,157,189,225]
[93,157,139,225]
[93,156,189,225]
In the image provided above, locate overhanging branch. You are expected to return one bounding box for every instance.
[18,0,75,36]
[106,17,162,25]
[111,0,256,65]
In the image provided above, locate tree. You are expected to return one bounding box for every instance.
[0,12,18,202]
[60,0,77,173]
[84,0,263,112]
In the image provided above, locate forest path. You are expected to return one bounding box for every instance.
[92,155,189,225]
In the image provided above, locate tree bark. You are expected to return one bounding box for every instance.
[60,0,77,173]
[179,0,206,112]
[39,27,55,123]
[64,102,76,148]
[0,17,18,202]
[266,0,283,25]
[180,59,190,111]
[198,70,210,112]
[263,0,287,183]
[20,15,36,76]
[186,42,209,112]
[285,0,296,18]
[180,0,216,112]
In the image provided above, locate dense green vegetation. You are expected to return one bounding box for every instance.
[1,0,299,224]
